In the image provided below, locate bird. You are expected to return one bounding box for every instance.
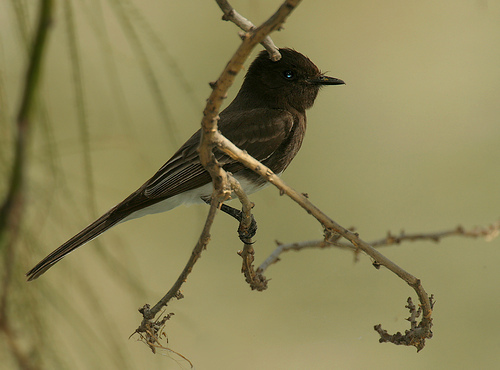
[26,48,344,281]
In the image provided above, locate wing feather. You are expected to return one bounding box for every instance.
[143,108,295,199]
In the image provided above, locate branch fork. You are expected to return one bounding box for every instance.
[134,0,444,353]
[134,0,299,344]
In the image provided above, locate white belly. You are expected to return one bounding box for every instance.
[120,173,270,223]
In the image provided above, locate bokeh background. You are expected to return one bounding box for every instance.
[1,1,499,369]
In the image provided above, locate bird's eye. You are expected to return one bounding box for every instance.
[282,70,295,79]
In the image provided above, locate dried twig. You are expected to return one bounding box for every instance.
[136,197,218,323]
[138,0,436,351]
[211,131,434,350]
[132,310,193,367]
[258,222,500,272]
[227,175,268,291]
[196,1,301,291]
[215,0,281,60]
[134,0,300,340]
[375,296,435,352]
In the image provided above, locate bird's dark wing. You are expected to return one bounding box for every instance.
[26,109,296,281]
[142,108,295,198]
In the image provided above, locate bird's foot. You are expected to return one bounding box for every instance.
[238,215,257,242]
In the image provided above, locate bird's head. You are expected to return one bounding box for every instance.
[241,48,344,111]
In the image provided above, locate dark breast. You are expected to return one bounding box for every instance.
[239,110,306,186]
[264,111,306,173]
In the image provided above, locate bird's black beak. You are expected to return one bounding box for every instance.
[308,75,345,85]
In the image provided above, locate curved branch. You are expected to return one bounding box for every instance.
[258,222,500,272]
[227,175,268,291]
[213,131,434,350]
[135,0,301,345]
[135,196,218,325]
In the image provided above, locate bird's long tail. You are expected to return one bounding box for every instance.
[26,210,125,281]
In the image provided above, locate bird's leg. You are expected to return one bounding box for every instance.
[203,199,258,241]
[220,203,258,241]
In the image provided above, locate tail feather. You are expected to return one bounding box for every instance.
[26,210,124,281]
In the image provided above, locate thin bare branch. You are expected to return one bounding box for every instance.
[258,222,500,272]
[212,130,434,350]
[135,0,301,340]
[215,0,281,60]
[228,175,268,291]
[227,174,254,236]
[136,196,219,324]
[196,0,300,291]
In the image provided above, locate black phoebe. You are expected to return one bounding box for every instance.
[26,48,344,280]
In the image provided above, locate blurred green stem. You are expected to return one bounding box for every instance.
[0,0,53,369]
[0,0,53,248]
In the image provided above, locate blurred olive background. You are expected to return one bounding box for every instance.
[1,1,500,369]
